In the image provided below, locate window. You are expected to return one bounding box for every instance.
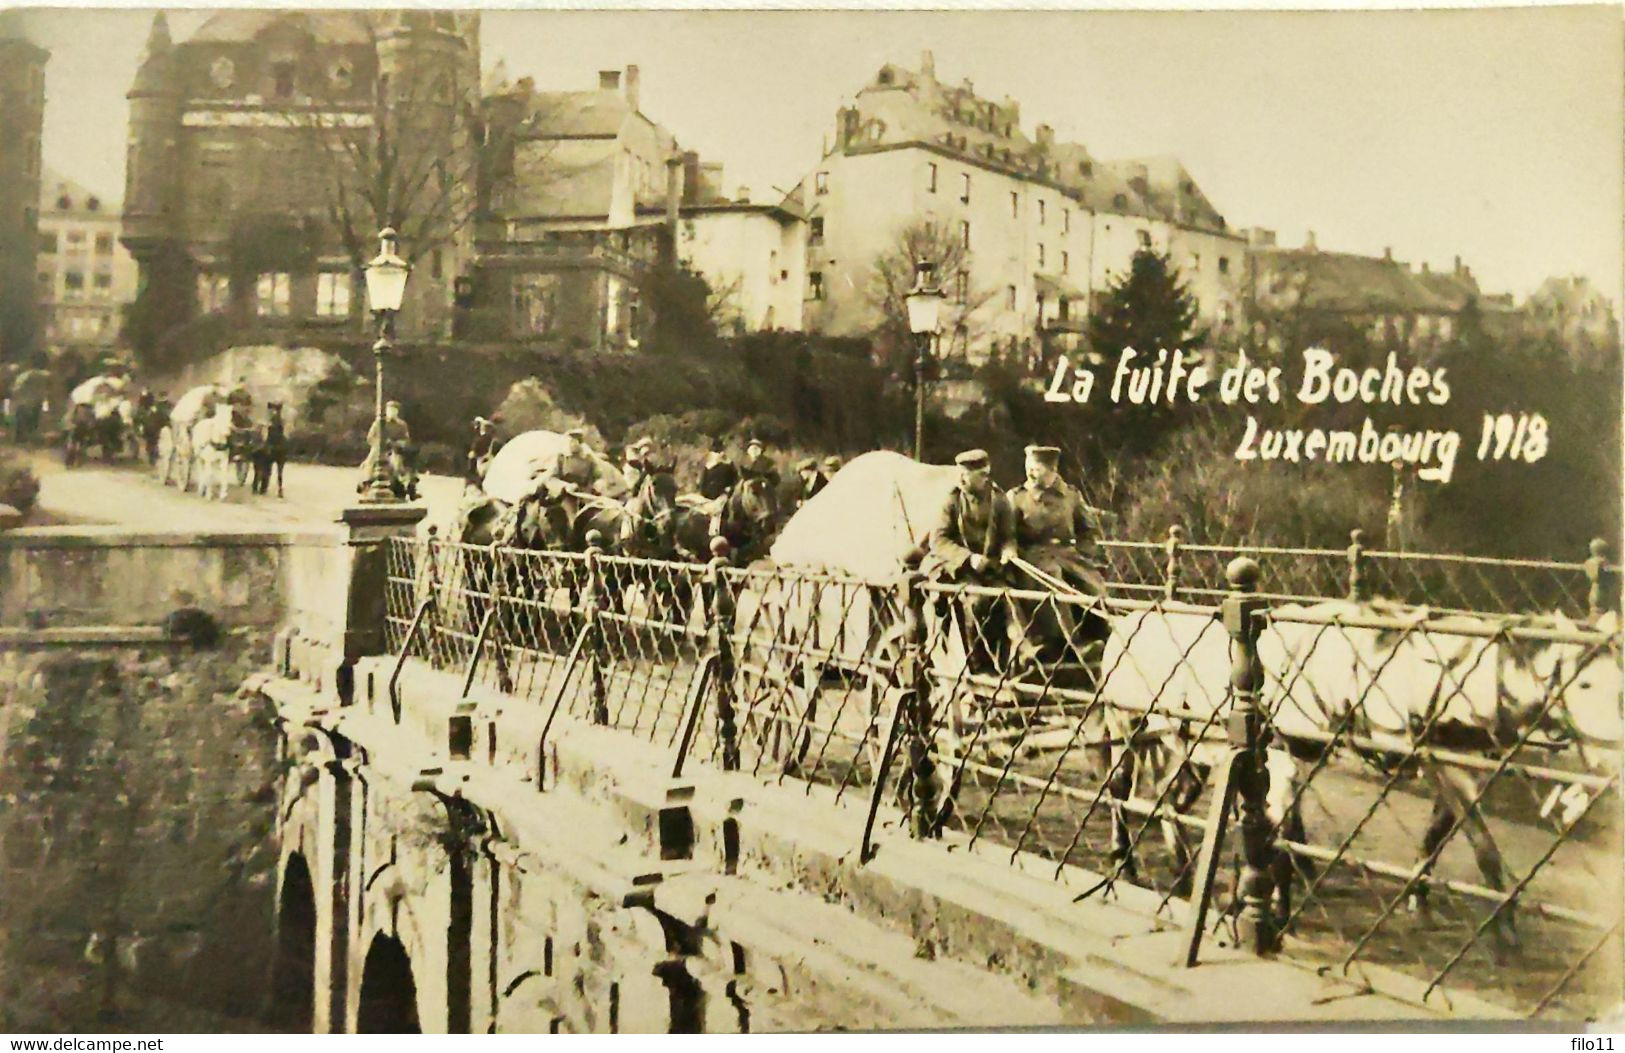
[1009,191,1018,219]
[959,220,970,251]
[1005,285,1017,311]
[1191,253,1200,270]
[39,232,56,253]
[257,272,290,317]
[431,249,443,280]
[1218,256,1230,275]
[93,272,111,292]
[513,274,558,335]
[1037,243,1045,268]
[809,271,824,301]
[1113,194,1127,210]
[954,270,968,305]
[66,230,84,250]
[809,217,824,244]
[1136,229,1151,249]
[56,194,71,210]
[1061,251,1069,274]
[272,61,296,98]
[1079,161,1093,178]
[317,273,351,317]
[959,172,970,203]
[197,274,231,313]
[36,271,50,289]
[94,233,113,254]
[1062,209,1070,234]
[927,162,937,193]
[1038,200,1046,226]
[814,171,828,195]
[87,197,100,213]
[64,271,84,298]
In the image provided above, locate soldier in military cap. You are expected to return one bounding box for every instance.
[920,449,1019,669]
[739,437,779,485]
[697,437,739,501]
[793,457,826,508]
[1009,444,1111,664]
[622,436,652,490]
[539,426,616,497]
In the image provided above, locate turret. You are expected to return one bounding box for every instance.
[123,12,183,253]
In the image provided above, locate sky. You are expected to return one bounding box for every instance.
[21,5,1623,301]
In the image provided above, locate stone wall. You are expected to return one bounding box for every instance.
[0,639,283,1031]
[0,527,347,636]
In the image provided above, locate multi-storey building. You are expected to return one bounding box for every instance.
[123,10,480,343]
[35,172,140,353]
[675,163,806,335]
[0,11,49,363]
[1243,230,1505,354]
[796,53,1245,364]
[1524,275,1619,365]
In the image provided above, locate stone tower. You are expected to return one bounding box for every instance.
[0,10,49,362]
[121,13,191,344]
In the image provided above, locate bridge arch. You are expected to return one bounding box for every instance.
[357,933,421,1033]
[268,852,318,1031]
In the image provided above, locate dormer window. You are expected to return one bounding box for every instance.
[878,69,894,86]
[56,194,71,210]
[86,197,100,212]
[1079,161,1093,178]
[1113,193,1127,210]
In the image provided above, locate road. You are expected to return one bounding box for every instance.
[22,451,467,533]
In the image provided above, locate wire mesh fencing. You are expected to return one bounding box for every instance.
[379,533,1622,1018]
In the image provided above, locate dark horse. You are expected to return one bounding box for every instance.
[671,473,782,567]
[63,403,98,467]
[251,403,288,497]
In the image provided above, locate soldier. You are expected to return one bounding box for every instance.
[226,375,253,428]
[1010,445,1107,596]
[359,400,413,493]
[465,416,501,486]
[697,438,738,500]
[1009,445,1110,665]
[793,457,826,508]
[920,449,1018,670]
[740,437,780,488]
[621,436,652,491]
[539,427,616,497]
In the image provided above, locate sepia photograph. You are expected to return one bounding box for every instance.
[0,2,1620,1035]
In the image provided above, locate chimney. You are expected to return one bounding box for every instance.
[598,69,620,91]
[682,150,701,205]
[624,64,640,112]
[1421,262,1430,275]
[1383,246,1393,262]
[920,50,935,78]
[1453,254,1463,276]
[700,162,723,199]
[1303,230,1317,252]
[734,186,750,204]
[1035,123,1054,147]
[1246,227,1276,248]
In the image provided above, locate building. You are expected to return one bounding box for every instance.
[794,53,1245,364]
[122,10,481,344]
[1524,275,1619,365]
[1243,230,1501,354]
[36,172,140,354]
[0,11,49,363]
[674,163,806,335]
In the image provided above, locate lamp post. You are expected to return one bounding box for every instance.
[905,258,944,462]
[360,227,411,503]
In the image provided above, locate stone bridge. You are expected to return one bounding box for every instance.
[0,510,1551,1032]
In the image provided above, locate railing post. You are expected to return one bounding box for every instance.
[1163,524,1184,601]
[1586,537,1614,622]
[708,537,739,771]
[1346,528,1368,602]
[1221,556,1279,954]
[903,571,938,839]
[584,534,608,725]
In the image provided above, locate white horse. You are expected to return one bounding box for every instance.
[189,405,236,501]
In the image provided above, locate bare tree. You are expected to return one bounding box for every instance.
[867,218,995,366]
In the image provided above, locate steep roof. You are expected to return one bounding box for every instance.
[1253,248,1456,314]
[1413,267,1480,312]
[188,10,373,45]
[523,89,635,139]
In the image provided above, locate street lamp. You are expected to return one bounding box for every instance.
[360,227,411,503]
[905,258,944,461]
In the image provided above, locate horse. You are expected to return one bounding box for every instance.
[672,473,782,567]
[251,403,288,497]
[189,405,236,501]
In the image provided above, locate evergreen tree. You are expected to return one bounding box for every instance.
[1086,247,1206,359]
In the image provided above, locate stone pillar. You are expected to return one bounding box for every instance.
[312,756,355,1033]
[338,504,427,662]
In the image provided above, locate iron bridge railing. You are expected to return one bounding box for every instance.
[381,531,1623,1021]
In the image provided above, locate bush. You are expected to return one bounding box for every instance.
[0,449,40,517]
